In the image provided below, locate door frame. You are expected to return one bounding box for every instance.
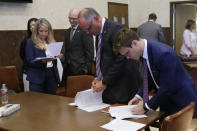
[170,1,197,50]
[108,2,128,28]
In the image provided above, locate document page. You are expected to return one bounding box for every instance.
[46,42,63,57]
[101,119,145,131]
[33,56,55,62]
[34,42,63,62]
[109,105,147,119]
[70,89,109,112]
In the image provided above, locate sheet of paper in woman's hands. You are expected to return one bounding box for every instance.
[33,56,55,62]
[46,42,63,57]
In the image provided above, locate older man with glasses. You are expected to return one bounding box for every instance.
[62,8,94,84]
[78,8,141,104]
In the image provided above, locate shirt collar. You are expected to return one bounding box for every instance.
[72,24,78,30]
[143,39,148,60]
[100,18,105,35]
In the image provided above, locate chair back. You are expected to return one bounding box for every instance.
[0,66,21,92]
[161,102,195,131]
[65,75,94,97]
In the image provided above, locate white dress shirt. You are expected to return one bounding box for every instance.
[181,29,197,56]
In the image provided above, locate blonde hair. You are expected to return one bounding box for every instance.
[32,18,55,50]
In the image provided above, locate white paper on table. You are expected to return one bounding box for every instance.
[46,42,63,57]
[78,103,109,112]
[109,105,147,119]
[75,89,103,107]
[68,102,77,106]
[101,119,145,131]
[69,89,110,112]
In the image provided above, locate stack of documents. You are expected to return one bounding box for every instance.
[101,119,145,131]
[69,89,109,112]
[109,105,147,119]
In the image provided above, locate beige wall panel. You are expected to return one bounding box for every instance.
[0,0,194,30]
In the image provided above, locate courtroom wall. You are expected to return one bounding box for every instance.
[0,0,128,30]
[0,0,193,85]
[0,0,193,30]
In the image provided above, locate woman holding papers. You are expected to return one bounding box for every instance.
[25,18,60,94]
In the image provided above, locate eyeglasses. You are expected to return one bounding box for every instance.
[68,17,78,21]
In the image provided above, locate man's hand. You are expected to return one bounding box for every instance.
[91,78,99,89]
[91,79,106,92]
[128,96,140,105]
[131,105,145,115]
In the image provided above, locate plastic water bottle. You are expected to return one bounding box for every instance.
[1,84,8,105]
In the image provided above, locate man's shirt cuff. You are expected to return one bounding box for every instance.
[145,103,151,110]
[135,94,142,101]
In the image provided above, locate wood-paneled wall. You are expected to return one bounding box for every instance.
[0,28,171,81]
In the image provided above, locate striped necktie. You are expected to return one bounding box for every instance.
[143,58,149,104]
[70,28,75,40]
[96,34,103,80]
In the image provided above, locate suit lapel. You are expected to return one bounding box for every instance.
[71,26,80,41]
[147,41,159,84]
[66,28,72,50]
[100,19,109,52]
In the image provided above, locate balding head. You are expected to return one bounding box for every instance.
[68,8,80,27]
[78,8,102,35]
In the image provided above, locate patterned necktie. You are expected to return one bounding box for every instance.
[70,28,75,40]
[96,34,103,80]
[143,58,149,104]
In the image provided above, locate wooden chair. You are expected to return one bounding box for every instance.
[161,102,195,131]
[0,66,21,92]
[65,75,94,97]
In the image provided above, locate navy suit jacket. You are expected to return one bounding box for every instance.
[25,40,59,84]
[137,40,197,115]
[98,19,141,104]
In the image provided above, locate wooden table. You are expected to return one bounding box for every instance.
[0,92,164,131]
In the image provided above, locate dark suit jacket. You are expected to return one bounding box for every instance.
[137,21,166,43]
[98,19,141,104]
[64,26,94,75]
[20,37,28,72]
[137,40,197,115]
[25,40,60,84]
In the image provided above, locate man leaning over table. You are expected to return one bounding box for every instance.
[113,28,197,117]
[78,8,141,104]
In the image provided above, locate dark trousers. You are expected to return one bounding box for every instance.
[29,68,58,95]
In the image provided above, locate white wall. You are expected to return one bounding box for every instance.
[130,0,194,28]
[0,0,194,30]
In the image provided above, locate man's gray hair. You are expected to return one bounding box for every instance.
[83,8,100,21]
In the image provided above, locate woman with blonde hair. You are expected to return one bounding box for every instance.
[25,18,60,94]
